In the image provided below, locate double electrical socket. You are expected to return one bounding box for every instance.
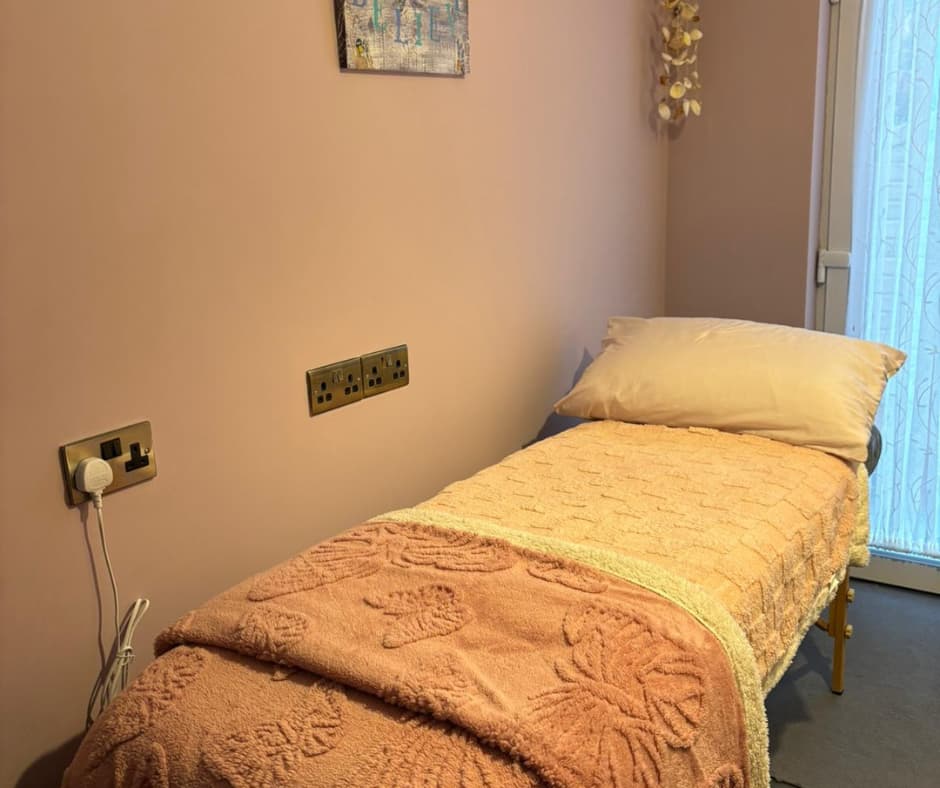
[361,345,410,397]
[60,421,157,506]
[306,345,409,417]
[306,357,364,416]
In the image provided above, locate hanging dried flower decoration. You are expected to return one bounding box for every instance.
[658,0,703,122]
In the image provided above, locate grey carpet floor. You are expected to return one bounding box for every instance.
[766,579,940,788]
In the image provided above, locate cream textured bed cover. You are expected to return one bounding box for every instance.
[410,421,867,692]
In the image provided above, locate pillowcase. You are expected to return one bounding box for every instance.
[554,316,906,462]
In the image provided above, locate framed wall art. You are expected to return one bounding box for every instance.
[335,1,470,76]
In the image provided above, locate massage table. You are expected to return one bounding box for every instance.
[64,421,873,787]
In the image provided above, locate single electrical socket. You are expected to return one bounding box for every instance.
[60,421,157,506]
[361,345,409,398]
[306,357,364,416]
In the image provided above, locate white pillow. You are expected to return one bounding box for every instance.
[554,317,905,462]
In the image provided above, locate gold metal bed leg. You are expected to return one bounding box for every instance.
[827,576,853,694]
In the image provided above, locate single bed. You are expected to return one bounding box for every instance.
[64,317,902,788]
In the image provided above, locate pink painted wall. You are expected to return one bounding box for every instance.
[0,1,667,783]
[665,0,829,328]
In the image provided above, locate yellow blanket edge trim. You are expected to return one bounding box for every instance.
[371,506,771,788]
[849,464,871,567]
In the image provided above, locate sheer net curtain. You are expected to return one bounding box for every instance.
[847,0,939,561]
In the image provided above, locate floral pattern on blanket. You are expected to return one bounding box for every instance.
[355,716,539,787]
[202,681,346,788]
[249,523,516,601]
[379,653,478,718]
[232,605,310,663]
[706,763,747,788]
[526,558,610,593]
[87,647,207,769]
[112,742,168,788]
[365,583,473,648]
[519,603,707,787]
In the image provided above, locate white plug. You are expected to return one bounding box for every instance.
[74,457,114,508]
[74,455,148,724]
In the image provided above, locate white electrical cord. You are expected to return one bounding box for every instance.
[95,496,121,655]
[76,461,149,726]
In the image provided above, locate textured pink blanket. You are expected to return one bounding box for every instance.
[64,522,750,787]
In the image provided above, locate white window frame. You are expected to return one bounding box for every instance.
[815,0,939,594]
[815,0,864,335]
